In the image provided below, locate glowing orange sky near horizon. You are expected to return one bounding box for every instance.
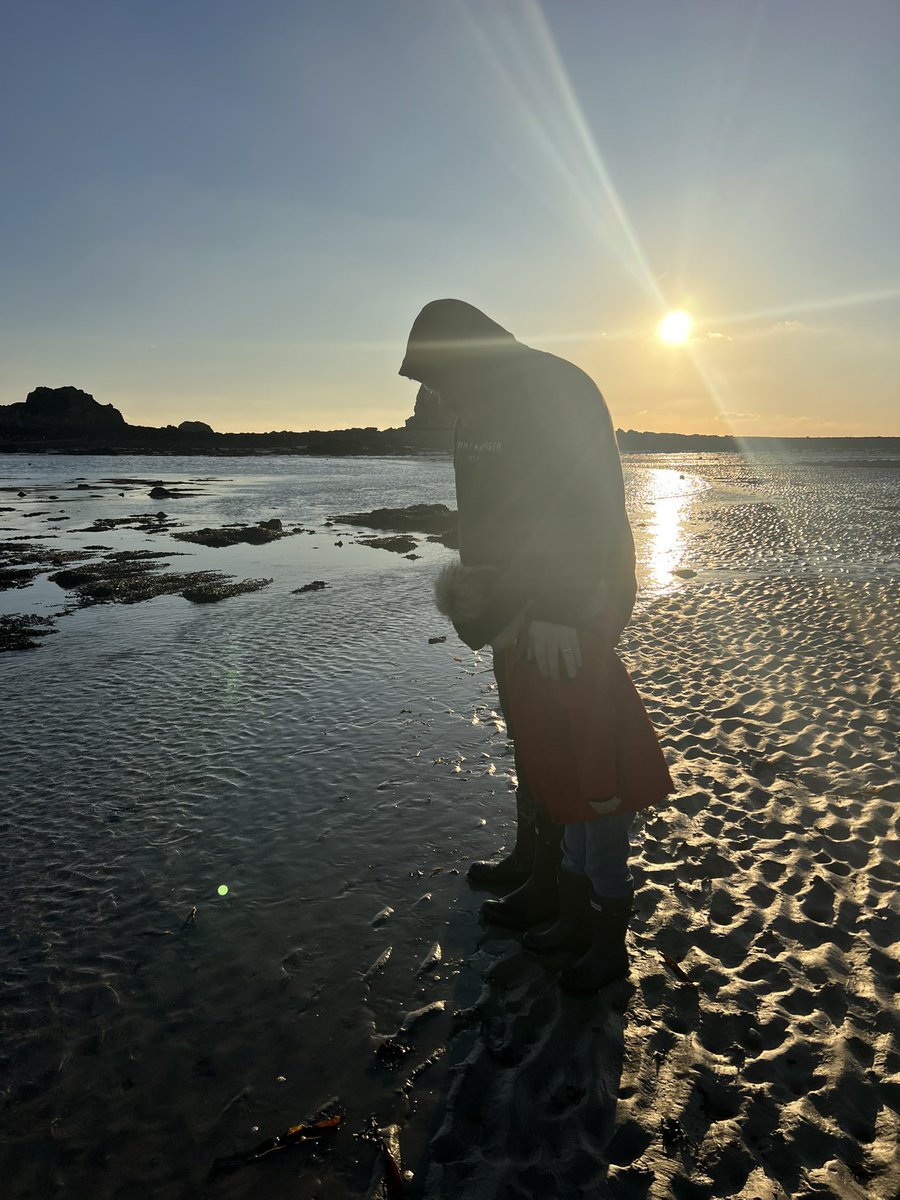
[1,2,898,439]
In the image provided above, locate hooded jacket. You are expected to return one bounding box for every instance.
[400,300,636,648]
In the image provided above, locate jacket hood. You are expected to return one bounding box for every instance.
[399,299,519,389]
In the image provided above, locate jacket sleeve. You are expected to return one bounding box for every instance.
[511,383,636,633]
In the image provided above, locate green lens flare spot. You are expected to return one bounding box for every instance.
[217,884,229,896]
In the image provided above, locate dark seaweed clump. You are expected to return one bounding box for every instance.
[0,614,57,652]
[172,520,289,548]
[73,512,181,534]
[0,566,42,591]
[360,535,419,555]
[0,540,90,592]
[335,503,457,539]
[48,558,272,606]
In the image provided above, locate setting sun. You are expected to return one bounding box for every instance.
[657,310,693,345]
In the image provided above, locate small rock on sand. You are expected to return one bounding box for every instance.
[401,1000,446,1031]
[417,942,442,974]
[362,947,393,982]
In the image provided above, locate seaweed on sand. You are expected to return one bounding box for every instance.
[172,520,289,548]
[0,614,57,652]
[48,558,272,606]
[209,1098,345,1176]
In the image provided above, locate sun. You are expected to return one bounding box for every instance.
[657,310,693,345]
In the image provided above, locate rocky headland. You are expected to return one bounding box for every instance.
[3,385,894,457]
[0,385,452,456]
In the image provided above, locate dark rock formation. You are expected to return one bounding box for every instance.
[402,386,455,449]
[180,577,272,603]
[293,580,328,593]
[615,429,738,453]
[335,504,457,535]
[172,522,291,548]
[0,387,125,435]
[0,389,435,454]
[4,383,893,459]
[359,535,418,554]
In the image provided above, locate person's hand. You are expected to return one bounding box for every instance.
[527,621,582,681]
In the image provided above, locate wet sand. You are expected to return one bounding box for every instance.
[417,572,898,1200]
[1,450,898,1199]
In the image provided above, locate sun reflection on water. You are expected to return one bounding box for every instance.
[631,467,709,593]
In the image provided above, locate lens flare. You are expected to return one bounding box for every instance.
[657,311,693,344]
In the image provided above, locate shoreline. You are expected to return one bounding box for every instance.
[2,435,899,461]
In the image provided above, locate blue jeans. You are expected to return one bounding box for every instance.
[561,811,634,898]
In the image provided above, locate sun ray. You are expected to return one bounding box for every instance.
[459,0,666,307]
[709,285,900,330]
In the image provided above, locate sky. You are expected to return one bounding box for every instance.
[1,0,898,437]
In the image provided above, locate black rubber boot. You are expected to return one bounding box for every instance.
[522,870,592,956]
[466,803,536,891]
[557,891,633,994]
[480,811,563,930]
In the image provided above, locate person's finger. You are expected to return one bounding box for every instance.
[535,635,553,680]
[562,647,578,680]
[571,634,582,671]
[546,646,560,681]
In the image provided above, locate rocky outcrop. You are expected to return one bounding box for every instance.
[177,420,215,434]
[334,503,457,535]
[0,387,126,433]
[400,385,454,449]
[404,386,455,432]
[171,521,291,548]
[3,384,892,459]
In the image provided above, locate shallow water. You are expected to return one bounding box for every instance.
[1,448,897,1198]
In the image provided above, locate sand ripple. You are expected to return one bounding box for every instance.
[421,575,899,1200]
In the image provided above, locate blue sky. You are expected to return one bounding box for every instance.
[2,0,898,434]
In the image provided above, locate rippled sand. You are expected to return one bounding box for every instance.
[425,574,898,1200]
[1,450,898,1200]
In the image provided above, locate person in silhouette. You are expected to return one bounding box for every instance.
[399,299,672,991]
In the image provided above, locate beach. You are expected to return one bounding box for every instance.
[1,448,898,1199]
